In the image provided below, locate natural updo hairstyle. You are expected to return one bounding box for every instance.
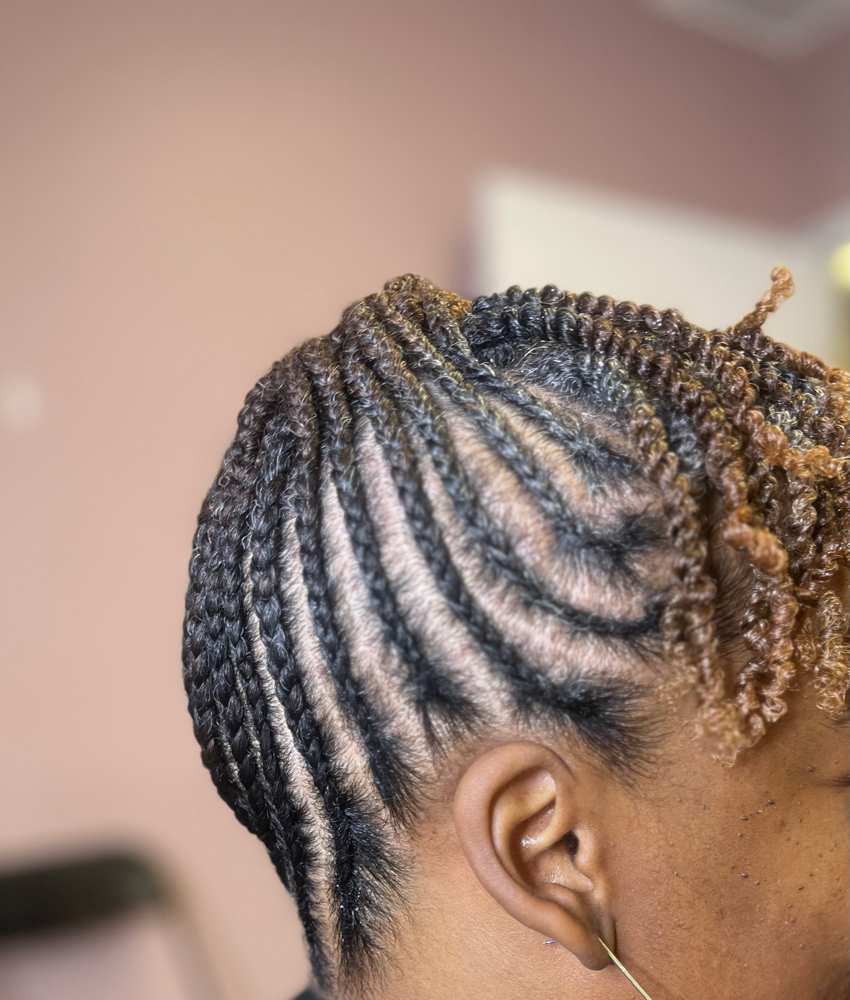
[182,270,848,994]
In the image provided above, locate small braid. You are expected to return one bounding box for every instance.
[300,336,477,742]
[282,354,416,818]
[245,357,405,976]
[183,270,848,991]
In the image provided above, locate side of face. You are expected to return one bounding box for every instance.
[388,690,847,1000]
[602,691,848,1000]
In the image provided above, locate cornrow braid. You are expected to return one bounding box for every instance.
[363,288,660,576]
[300,337,479,745]
[334,304,658,638]
[244,354,408,972]
[333,315,652,755]
[183,270,848,992]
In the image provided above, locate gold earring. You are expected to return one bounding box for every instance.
[597,937,654,1000]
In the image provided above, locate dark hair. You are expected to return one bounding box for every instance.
[182,271,848,993]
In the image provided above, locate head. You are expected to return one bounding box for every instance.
[182,271,848,1000]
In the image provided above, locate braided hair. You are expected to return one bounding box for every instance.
[182,270,849,993]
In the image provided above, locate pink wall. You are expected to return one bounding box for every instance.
[1,2,847,998]
[783,32,850,215]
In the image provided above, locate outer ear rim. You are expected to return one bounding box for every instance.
[452,741,612,971]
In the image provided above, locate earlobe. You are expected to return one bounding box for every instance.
[452,741,612,971]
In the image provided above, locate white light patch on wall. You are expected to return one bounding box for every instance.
[473,171,847,370]
[831,242,849,292]
[1,375,46,431]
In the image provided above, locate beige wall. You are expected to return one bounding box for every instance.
[1,2,847,998]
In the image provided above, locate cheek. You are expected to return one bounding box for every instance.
[612,766,849,999]
[730,790,849,983]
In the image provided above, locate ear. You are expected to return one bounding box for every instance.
[452,741,613,971]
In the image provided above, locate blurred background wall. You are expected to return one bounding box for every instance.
[0,2,847,998]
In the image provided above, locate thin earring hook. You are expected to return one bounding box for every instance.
[597,937,654,1000]
[541,937,655,999]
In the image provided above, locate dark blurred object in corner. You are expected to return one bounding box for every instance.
[0,852,224,1000]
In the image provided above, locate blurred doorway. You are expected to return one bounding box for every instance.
[473,171,848,369]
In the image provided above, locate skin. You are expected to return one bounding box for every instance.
[373,683,848,1000]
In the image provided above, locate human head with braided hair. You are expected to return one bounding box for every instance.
[182,269,848,1000]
